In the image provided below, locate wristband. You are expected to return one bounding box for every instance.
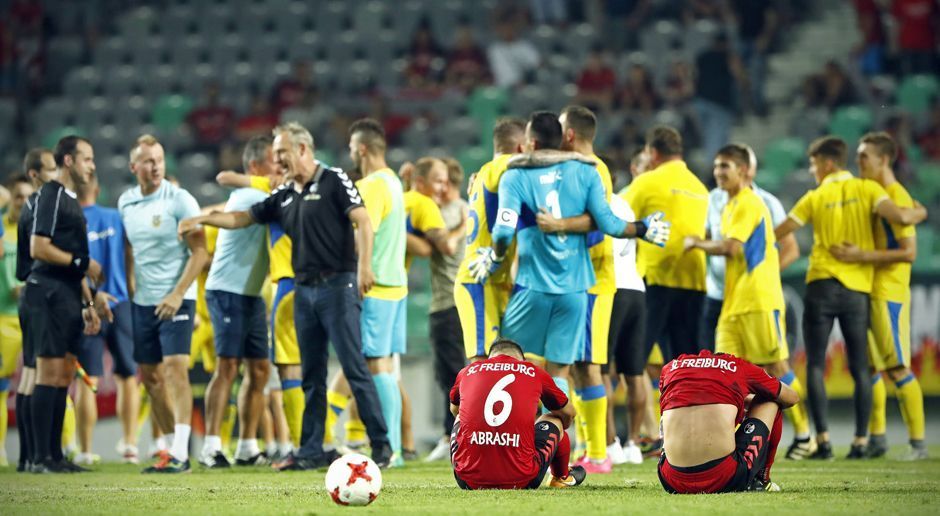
[633,221,648,239]
[70,254,89,275]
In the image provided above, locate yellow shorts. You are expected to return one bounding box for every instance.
[455,281,510,359]
[868,298,910,372]
[580,292,613,364]
[0,313,23,378]
[716,309,789,365]
[648,343,664,366]
[273,278,300,366]
[190,312,216,374]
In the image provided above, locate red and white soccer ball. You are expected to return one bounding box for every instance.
[324,453,383,506]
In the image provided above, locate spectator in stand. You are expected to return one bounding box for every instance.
[530,0,568,26]
[235,94,278,143]
[662,59,695,108]
[820,60,856,110]
[186,82,235,152]
[884,113,916,182]
[891,0,939,75]
[917,98,940,161]
[404,19,445,89]
[10,0,47,103]
[445,24,491,93]
[603,0,651,51]
[693,33,746,161]
[618,63,660,116]
[271,60,312,117]
[852,0,887,76]
[279,87,335,133]
[0,20,15,95]
[731,0,778,117]
[487,20,540,89]
[575,46,617,113]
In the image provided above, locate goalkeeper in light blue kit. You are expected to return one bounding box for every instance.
[469,111,670,397]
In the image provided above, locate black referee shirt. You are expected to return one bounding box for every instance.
[250,163,364,286]
[15,191,38,282]
[30,181,90,282]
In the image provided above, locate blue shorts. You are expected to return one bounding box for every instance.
[206,289,269,360]
[361,295,407,358]
[131,300,196,365]
[501,286,586,365]
[79,301,136,377]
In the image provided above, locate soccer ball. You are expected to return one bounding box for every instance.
[324,453,382,506]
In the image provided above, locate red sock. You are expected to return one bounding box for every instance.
[551,431,570,478]
[763,410,784,481]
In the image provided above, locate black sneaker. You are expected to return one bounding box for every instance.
[200,451,232,469]
[372,442,393,469]
[31,459,71,473]
[846,444,866,459]
[59,460,90,472]
[402,449,419,461]
[809,441,834,460]
[747,478,782,492]
[865,435,888,458]
[235,453,271,466]
[549,464,586,488]
[273,453,322,471]
[16,461,29,473]
[785,437,816,460]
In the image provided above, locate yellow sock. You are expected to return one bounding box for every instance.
[571,391,587,454]
[895,374,925,441]
[345,417,366,444]
[137,384,151,440]
[0,385,8,460]
[281,380,305,447]
[783,375,811,437]
[326,390,349,446]
[651,379,661,427]
[870,374,887,436]
[62,394,76,449]
[577,385,608,461]
[220,401,238,450]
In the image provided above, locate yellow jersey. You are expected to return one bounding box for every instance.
[357,168,408,301]
[623,159,708,291]
[587,154,615,295]
[872,182,915,302]
[250,176,294,282]
[404,189,445,270]
[788,171,889,293]
[720,187,785,317]
[456,154,518,286]
[195,224,219,323]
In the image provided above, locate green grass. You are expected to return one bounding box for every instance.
[2,446,939,515]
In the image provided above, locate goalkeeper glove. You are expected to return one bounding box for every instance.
[468,247,504,283]
[634,211,670,247]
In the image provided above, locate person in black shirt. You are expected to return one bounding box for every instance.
[25,136,102,473]
[179,122,392,470]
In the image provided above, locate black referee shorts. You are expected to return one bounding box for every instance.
[611,289,647,376]
[22,275,83,359]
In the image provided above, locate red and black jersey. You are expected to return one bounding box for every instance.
[660,350,781,424]
[449,355,568,489]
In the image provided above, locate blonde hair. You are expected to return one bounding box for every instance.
[129,133,160,162]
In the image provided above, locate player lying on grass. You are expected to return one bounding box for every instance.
[449,339,585,489]
[658,349,799,494]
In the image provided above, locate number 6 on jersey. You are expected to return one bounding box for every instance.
[484,374,515,427]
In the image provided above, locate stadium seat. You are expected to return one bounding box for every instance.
[140,64,180,100]
[42,126,83,150]
[315,1,351,38]
[151,94,195,133]
[442,117,480,149]
[512,85,551,117]
[640,20,680,57]
[93,36,130,68]
[326,31,361,64]
[457,146,490,178]
[35,98,75,140]
[247,35,284,67]
[828,105,873,143]
[468,87,508,145]
[685,18,719,58]
[287,31,321,63]
[195,5,232,36]
[897,74,940,115]
[564,23,597,62]
[64,66,102,101]
[0,98,15,134]
[531,25,561,57]
[364,29,399,66]
[355,1,388,35]
[913,162,940,205]
[75,96,111,133]
[763,137,806,177]
[113,95,150,137]
[116,6,158,40]
[129,38,168,69]
[428,0,462,44]
[102,65,140,99]
[178,152,216,189]
[171,35,208,69]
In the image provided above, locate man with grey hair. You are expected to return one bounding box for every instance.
[198,136,275,468]
[179,122,392,470]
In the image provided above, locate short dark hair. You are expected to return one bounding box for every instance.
[54,135,91,167]
[645,126,683,157]
[860,131,898,162]
[716,143,750,168]
[443,157,464,187]
[6,173,32,191]
[349,117,387,154]
[528,111,562,150]
[493,117,525,154]
[242,135,272,172]
[488,338,525,359]
[561,105,597,142]
[23,147,50,175]
[808,136,847,167]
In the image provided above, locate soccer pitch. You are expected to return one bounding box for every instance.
[3,446,938,515]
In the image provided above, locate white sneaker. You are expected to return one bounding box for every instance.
[74,452,101,465]
[607,437,628,465]
[116,440,140,464]
[622,441,643,464]
[425,437,451,462]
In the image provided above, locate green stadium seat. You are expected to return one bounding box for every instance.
[913,162,940,204]
[828,105,873,143]
[897,74,940,115]
[457,146,490,179]
[151,94,195,133]
[762,137,805,175]
[42,126,83,149]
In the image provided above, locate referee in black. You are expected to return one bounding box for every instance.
[25,135,102,473]
[178,122,392,470]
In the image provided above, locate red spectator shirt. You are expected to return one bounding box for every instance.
[577,67,616,94]
[449,355,568,489]
[660,350,781,424]
[187,105,234,146]
[892,0,938,51]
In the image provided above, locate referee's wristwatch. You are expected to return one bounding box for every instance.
[82,299,94,309]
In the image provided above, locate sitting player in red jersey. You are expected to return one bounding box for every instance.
[658,350,800,493]
[449,339,585,489]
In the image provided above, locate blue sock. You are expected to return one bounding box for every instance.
[372,373,402,454]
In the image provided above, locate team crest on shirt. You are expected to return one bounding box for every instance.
[744,423,756,434]
[304,183,321,201]
[152,214,161,227]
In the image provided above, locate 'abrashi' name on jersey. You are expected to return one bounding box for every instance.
[465,361,537,377]
[669,356,738,372]
[469,431,521,447]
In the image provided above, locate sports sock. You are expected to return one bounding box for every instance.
[171,424,191,461]
[136,384,151,438]
[780,371,810,438]
[869,373,887,436]
[236,438,259,460]
[895,373,925,441]
[30,385,56,463]
[0,380,8,458]
[220,399,237,450]
[325,389,350,446]
[650,378,661,426]
[277,441,293,456]
[372,373,402,454]
[265,440,275,454]
[59,390,74,458]
[576,384,608,461]
[550,429,571,479]
[15,393,31,466]
[203,435,222,455]
[761,410,784,482]
[345,417,367,443]
[570,390,586,454]
[281,379,304,447]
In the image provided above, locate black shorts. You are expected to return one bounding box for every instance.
[452,420,561,490]
[645,286,705,363]
[23,276,83,359]
[78,301,136,377]
[610,289,646,376]
[658,417,772,494]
